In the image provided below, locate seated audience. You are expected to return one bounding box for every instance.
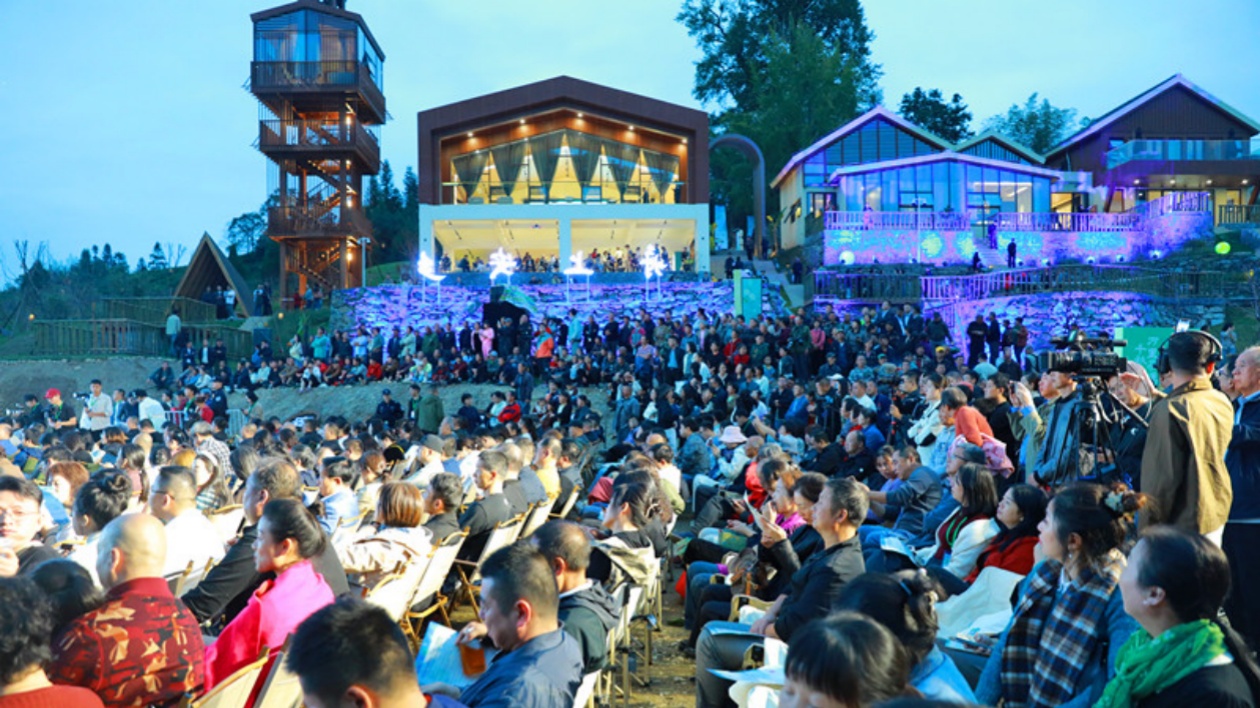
[0,477,59,577]
[833,571,975,702]
[448,542,583,708]
[146,466,226,578]
[288,597,437,708]
[976,483,1145,707]
[181,458,349,627]
[1096,526,1259,707]
[422,473,463,543]
[66,471,132,585]
[0,576,104,708]
[204,498,335,689]
[29,560,103,640]
[336,482,432,588]
[779,612,914,708]
[531,521,620,672]
[48,513,205,706]
[694,477,867,708]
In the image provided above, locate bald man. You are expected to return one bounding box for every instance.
[48,514,206,706]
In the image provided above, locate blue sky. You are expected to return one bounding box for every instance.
[1,0,1256,268]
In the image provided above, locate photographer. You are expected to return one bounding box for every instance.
[1030,370,1081,489]
[1101,363,1158,489]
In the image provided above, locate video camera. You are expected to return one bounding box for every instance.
[1035,332,1128,378]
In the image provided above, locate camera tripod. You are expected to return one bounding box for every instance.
[1070,375,1149,487]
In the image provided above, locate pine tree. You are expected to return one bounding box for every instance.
[148,241,169,270]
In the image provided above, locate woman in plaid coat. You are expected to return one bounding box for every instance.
[974,483,1144,708]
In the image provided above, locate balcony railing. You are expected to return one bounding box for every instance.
[268,203,370,238]
[259,119,380,166]
[823,210,1140,232]
[1106,139,1260,169]
[1219,204,1260,225]
[915,264,1235,302]
[442,180,686,206]
[982,211,1140,232]
[250,61,385,122]
[1130,191,1212,218]
[812,271,923,303]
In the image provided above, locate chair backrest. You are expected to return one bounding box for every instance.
[412,529,468,608]
[573,671,600,708]
[254,645,304,708]
[364,560,427,621]
[330,512,367,546]
[166,559,196,595]
[481,513,526,562]
[190,654,270,708]
[521,497,556,538]
[181,556,218,595]
[552,486,580,521]
[207,505,245,545]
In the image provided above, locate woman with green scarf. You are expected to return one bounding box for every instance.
[1097,526,1259,708]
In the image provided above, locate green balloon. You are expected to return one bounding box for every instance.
[1215,241,1232,255]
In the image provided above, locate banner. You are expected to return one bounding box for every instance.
[1116,326,1174,382]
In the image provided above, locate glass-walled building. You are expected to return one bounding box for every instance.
[773,107,1059,250]
[416,76,712,272]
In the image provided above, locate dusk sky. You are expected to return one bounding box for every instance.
[1,0,1257,268]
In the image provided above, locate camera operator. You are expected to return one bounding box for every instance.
[1030,370,1081,489]
[1100,363,1158,489]
[1141,331,1234,542]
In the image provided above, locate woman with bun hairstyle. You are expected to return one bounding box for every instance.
[976,483,1145,708]
[778,612,915,708]
[66,471,133,585]
[204,498,335,689]
[1096,526,1259,707]
[833,570,976,702]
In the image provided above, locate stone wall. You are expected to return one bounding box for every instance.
[331,280,787,331]
[926,291,1226,352]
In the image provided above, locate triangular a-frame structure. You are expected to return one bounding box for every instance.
[173,233,255,317]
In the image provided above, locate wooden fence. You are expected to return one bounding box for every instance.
[34,319,255,360]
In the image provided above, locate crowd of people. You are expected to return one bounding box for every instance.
[1,295,1258,708]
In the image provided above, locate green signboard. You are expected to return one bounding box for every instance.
[1116,326,1174,382]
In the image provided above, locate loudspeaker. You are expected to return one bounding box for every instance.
[490,286,505,303]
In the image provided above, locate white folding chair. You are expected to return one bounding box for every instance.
[405,529,468,641]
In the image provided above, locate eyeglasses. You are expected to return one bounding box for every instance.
[0,507,37,522]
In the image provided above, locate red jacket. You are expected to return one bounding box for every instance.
[965,534,1038,583]
[953,406,994,446]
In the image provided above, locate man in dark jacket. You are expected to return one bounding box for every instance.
[965,315,988,368]
[422,473,463,543]
[182,459,349,626]
[531,521,620,672]
[375,389,404,426]
[452,544,584,708]
[1225,346,1260,648]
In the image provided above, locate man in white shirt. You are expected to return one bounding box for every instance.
[135,389,167,429]
[147,466,225,578]
[81,379,112,439]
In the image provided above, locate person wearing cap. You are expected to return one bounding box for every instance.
[405,435,447,489]
[375,389,404,426]
[43,389,77,431]
[819,351,843,379]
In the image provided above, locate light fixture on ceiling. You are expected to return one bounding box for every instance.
[1169,179,1175,185]
[1133,179,1140,185]
[1207,179,1213,185]
[467,132,474,138]
[628,125,635,131]
[519,119,526,125]
[576,112,584,118]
